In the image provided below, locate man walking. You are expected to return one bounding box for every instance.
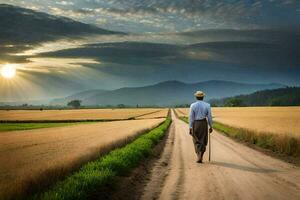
[189,91,213,163]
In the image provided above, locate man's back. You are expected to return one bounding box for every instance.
[189,100,212,129]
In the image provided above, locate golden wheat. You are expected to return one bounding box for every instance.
[0,118,164,199]
[175,108,189,117]
[0,108,163,121]
[175,107,300,136]
[136,108,169,119]
[213,107,300,136]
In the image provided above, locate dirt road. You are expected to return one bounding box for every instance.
[142,110,300,200]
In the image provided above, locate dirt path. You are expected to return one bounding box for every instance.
[142,110,300,200]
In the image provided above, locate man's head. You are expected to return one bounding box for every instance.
[196,96,204,101]
[194,91,205,100]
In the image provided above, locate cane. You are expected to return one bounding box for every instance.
[209,131,211,162]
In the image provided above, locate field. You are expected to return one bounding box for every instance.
[175,107,300,156]
[175,108,189,117]
[36,118,171,200]
[0,122,91,132]
[3,107,299,199]
[136,108,169,119]
[0,108,164,121]
[0,108,168,199]
[175,107,300,136]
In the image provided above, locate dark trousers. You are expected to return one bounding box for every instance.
[192,119,208,154]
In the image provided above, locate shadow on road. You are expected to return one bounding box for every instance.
[210,161,278,173]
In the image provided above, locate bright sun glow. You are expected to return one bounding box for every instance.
[1,64,17,79]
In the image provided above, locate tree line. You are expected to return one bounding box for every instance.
[209,87,300,107]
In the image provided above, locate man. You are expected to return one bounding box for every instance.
[189,91,213,163]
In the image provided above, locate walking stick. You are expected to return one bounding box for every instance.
[209,131,211,162]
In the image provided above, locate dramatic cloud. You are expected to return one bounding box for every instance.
[2,0,300,32]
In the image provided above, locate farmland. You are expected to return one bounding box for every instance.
[36,118,171,200]
[1,107,299,200]
[175,107,300,157]
[0,122,91,132]
[175,107,300,136]
[0,108,168,199]
[0,108,163,121]
[136,108,169,119]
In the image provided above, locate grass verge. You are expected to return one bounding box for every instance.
[0,122,92,132]
[30,117,171,200]
[213,121,300,157]
[180,116,300,157]
[180,116,188,123]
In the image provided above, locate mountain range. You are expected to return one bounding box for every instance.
[51,80,285,106]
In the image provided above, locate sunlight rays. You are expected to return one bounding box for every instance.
[0,58,102,102]
[19,58,100,73]
[13,33,203,57]
[0,64,17,79]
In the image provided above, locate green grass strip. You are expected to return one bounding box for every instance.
[180,116,188,124]
[0,122,92,132]
[32,118,172,200]
[179,116,300,157]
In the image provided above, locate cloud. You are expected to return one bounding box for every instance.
[48,6,89,19]
[32,28,299,73]
[20,57,100,73]
[3,0,300,32]
[55,1,74,6]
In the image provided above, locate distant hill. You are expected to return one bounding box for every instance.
[51,89,107,105]
[0,4,122,44]
[210,87,300,106]
[50,80,285,106]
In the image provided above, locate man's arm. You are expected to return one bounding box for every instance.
[189,105,194,134]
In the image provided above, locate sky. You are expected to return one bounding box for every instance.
[2,0,300,32]
[0,0,300,102]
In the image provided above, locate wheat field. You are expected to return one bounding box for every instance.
[175,107,300,136]
[175,108,189,117]
[0,118,164,199]
[0,108,163,121]
[136,108,169,119]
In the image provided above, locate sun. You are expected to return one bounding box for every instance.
[1,64,17,79]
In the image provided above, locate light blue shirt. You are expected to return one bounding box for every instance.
[189,100,213,129]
